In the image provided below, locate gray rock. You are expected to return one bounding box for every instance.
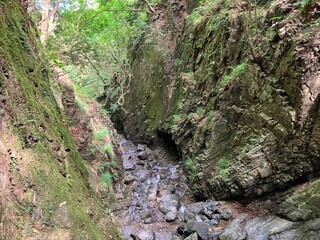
[210,230,223,240]
[138,151,148,160]
[178,206,196,222]
[140,210,151,220]
[203,208,213,219]
[137,160,146,165]
[220,210,232,221]
[172,235,183,240]
[209,214,220,226]
[148,161,156,168]
[137,144,147,152]
[203,201,219,218]
[204,201,219,212]
[179,202,218,222]
[185,202,206,215]
[124,174,137,184]
[160,194,180,214]
[219,214,247,240]
[144,217,153,224]
[167,184,176,194]
[165,209,178,222]
[220,214,320,240]
[123,157,135,171]
[136,170,149,182]
[244,215,295,240]
[131,229,155,240]
[183,220,210,240]
[184,232,198,240]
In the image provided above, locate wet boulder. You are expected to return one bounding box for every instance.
[180,220,210,240]
[159,194,180,214]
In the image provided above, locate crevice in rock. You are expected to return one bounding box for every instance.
[155,130,181,162]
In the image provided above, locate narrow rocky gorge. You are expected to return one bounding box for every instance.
[111,134,320,239]
[108,0,320,238]
[2,0,320,239]
[112,136,189,239]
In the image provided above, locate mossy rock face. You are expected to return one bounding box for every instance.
[0,1,120,239]
[276,179,320,221]
[122,0,320,200]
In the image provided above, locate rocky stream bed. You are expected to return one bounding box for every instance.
[111,136,320,240]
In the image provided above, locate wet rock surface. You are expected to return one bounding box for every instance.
[113,136,320,240]
[220,215,320,240]
[113,136,233,240]
[113,136,190,239]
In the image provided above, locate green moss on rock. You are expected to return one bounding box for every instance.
[122,0,320,202]
[0,1,120,239]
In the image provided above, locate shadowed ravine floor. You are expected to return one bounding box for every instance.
[113,135,192,239]
[112,136,242,240]
[111,136,320,240]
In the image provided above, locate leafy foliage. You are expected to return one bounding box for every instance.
[99,161,118,187]
[217,157,229,177]
[43,0,150,100]
[101,172,113,187]
[93,126,110,140]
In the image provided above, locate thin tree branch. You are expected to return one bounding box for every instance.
[39,0,61,24]
[77,51,107,85]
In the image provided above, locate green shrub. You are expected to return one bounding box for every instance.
[98,161,117,174]
[75,97,89,112]
[217,157,229,177]
[101,172,112,187]
[103,144,113,153]
[101,171,118,188]
[93,127,109,141]
[186,158,197,172]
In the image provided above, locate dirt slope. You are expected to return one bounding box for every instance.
[0,1,120,239]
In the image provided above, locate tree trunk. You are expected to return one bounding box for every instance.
[39,0,60,45]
